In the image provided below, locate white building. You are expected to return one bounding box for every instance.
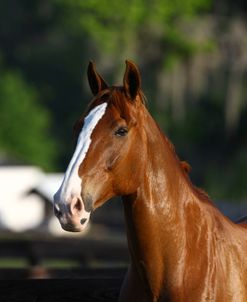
[0,166,83,236]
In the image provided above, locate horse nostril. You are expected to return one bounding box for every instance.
[75,199,82,211]
[54,205,62,218]
[80,218,87,225]
[70,197,83,215]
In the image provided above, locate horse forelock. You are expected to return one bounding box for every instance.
[90,86,146,111]
[74,87,146,137]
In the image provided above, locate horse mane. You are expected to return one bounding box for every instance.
[157,121,212,204]
[180,161,192,174]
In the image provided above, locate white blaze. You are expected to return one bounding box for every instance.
[55,102,107,206]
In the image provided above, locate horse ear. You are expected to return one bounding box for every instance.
[87,61,108,96]
[123,60,141,100]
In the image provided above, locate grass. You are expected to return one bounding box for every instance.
[0,258,81,269]
[0,258,28,268]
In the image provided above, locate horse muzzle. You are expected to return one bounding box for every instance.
[53,195,91,232]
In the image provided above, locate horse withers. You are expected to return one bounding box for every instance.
[54,60,247,302]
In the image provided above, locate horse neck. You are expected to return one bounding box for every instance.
[123,105,193,237]
[122,107,213,293]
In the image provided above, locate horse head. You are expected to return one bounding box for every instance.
[53,60,146,232]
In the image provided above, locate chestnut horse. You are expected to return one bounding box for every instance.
[54,60,247,302]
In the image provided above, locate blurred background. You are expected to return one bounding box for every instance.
[0,0,246,281]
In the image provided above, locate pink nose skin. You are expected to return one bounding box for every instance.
[69,196,83,216]
[53,196,90,232]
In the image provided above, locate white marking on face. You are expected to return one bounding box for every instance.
[54,103,107,208]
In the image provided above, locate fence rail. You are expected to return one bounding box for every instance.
[0,233,128,267]
[0,233,127,301]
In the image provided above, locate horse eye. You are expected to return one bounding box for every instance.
[115,127,128,137]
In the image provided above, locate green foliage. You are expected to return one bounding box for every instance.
[55,0,211,56]
[0,70,56,170]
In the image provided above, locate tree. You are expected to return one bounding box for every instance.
[0,70,56,170]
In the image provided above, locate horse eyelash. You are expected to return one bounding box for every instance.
[115,127,128,137]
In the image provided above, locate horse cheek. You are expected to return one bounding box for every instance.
[114,152,143,195]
